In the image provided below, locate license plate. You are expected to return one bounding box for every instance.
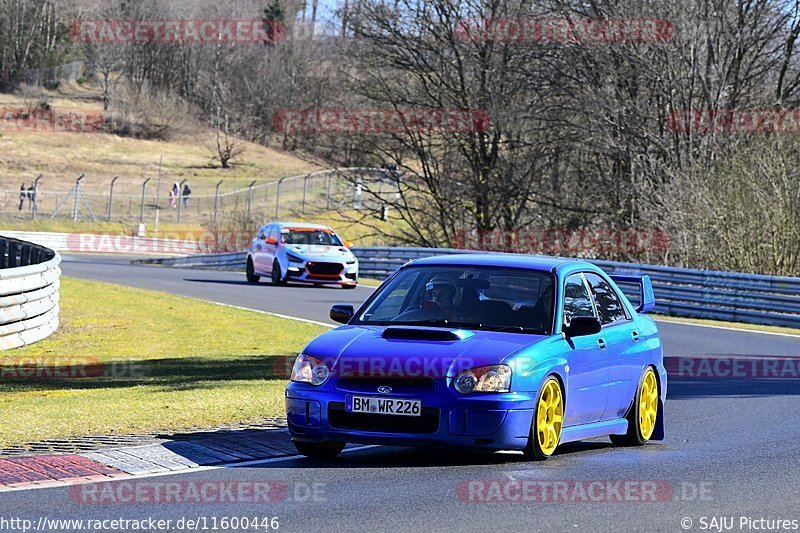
[345,395,421,417]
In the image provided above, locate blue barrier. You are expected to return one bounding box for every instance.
[352,247,800,329]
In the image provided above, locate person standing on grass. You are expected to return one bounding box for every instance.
[28,184,36,211]
[182,182,191,208]
[169,182,179,208]
[18,183,26,210]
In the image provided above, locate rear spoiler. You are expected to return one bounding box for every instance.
[609,274,656,314]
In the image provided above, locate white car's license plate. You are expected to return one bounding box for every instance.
[346,395,422,417]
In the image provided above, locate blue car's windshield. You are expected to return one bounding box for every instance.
[356,266,554,334]
[282,229,342,246]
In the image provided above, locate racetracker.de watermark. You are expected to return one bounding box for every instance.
[0,109,104,134]
[667,108,800,134]
[457,480,712,503]
[69,480,325,504]
[69,19,285,44]
[64,232,252,255]
[273,109,491,135]
[453,228,670,255]
[665,355,800,379]
[455,18,674,43]
[271,355,484,380]
[0,357,146,380]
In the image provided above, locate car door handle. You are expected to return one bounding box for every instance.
[596,338,607,350]
[631,331,640,343]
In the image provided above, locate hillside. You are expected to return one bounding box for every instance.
[0,83,321,218]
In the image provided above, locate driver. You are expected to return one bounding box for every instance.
[421,275,457,317]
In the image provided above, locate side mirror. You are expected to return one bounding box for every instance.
[266,237,278,245]
[563,316,601,338]
[344,241,353,248]
[330,304,355,324]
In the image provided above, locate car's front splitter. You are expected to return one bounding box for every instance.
[285,388,536,451]
[285,266,358,285]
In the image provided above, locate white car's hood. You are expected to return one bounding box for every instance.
[288,244,355,261]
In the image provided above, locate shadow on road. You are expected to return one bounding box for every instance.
[183,278,344,289]
[239,440,622,469]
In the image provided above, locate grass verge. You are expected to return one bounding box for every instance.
[0,277,329,447]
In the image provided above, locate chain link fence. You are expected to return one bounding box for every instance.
[0,167,400,227]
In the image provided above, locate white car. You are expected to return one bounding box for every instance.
[246,222,358,288]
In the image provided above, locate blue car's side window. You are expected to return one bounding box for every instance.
[563,274,595,326]
[584,273,629,325]
[360,270,422,321]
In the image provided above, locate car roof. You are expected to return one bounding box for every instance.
[410,253,599,276]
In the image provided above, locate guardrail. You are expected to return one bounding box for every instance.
[140,252,246,270]
[134,246,800,328]
[0,235,61,350]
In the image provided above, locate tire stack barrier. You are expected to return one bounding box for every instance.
[0,236,61,350]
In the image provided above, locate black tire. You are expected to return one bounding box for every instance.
[271,260,286,286]
[342,283,358,289]
[246,258,260,284]
[293,441,345,458]
[610,367,658,447]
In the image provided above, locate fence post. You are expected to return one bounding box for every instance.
[214,180,223,225]
[353,173,362,210]
[140,178,150,223]
[155,154,163,208]
[247,180,257,219]
[31,174,42,220]
[302,173,311,213]
[275,176,288,219]
[72,175,85,221]
[326,173,333,210]
[106,176,119,221]
[177,179,187,223]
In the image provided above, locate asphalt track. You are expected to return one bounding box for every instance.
[1,254,799,532]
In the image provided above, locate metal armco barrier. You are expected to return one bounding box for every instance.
[135,246,800,328]
[140,252,247,270]
[0,235,61,350]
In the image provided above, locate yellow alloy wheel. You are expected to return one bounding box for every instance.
[638,368,659,441]
[536,379,564,456]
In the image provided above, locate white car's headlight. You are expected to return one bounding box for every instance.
[286,253,304,265]
[290,354,330,385]
[346,257,357,265]
[454,364,512,394]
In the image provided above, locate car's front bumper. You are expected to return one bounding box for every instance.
[285,261,358,285]
[285,384,537,451]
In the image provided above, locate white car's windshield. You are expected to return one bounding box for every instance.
[282,230,342,246]
[356,266,554,334]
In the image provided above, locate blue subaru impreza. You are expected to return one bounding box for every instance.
[285,254,666,460]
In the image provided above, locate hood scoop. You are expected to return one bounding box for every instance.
[381,327,467,341]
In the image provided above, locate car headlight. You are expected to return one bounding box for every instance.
[454,365,512,394]
[286,253,304,264]
[346,257,357,265]
[290,354,330,385]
